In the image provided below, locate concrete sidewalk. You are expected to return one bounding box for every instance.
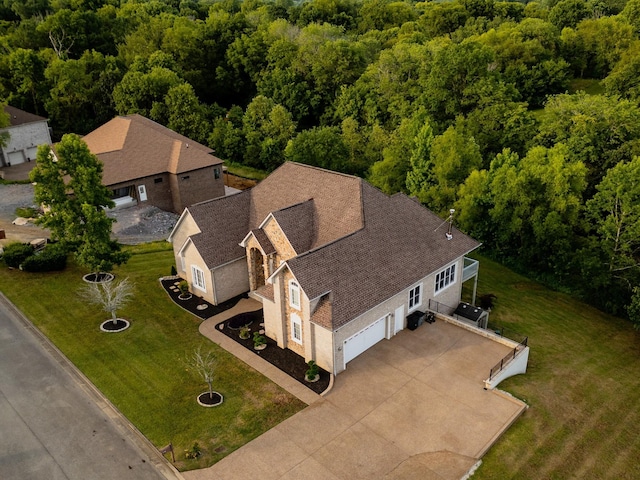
[190,314,527,480]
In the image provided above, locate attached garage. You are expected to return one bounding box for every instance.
[343,316,387,365]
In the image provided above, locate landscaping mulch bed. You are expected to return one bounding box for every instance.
[160,278,245,319]
[218,311,331,395]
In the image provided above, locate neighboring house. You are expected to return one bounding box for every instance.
[168,162,481,375]
[82,114,225,213]
[0,106,52,167]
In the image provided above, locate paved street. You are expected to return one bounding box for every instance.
[0,294,178,480]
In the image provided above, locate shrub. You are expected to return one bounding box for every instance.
[15,206,39,218]
[21,243,67,272]
[184,442,201,459]
[170,265,177,276]
[479,293,497,310]
[239,326,251,339]
[253,331,266,347]
[2,242,34,268]
[305,360,319,380]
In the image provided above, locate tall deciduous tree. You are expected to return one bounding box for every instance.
[0,103,9,147]
[243,95,296,171]
[534,93,640,193]
[30,134,129,274]
[585,157,640,288]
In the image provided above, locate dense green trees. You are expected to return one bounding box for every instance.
[1,0,640,322]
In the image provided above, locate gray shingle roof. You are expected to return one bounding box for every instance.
[4,106,48,126]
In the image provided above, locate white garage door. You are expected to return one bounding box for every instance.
[7,151,24,166]
[344,316,386,365]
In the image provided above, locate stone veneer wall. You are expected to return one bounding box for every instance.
[262,217,297,263]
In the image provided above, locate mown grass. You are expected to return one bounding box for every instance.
[568,78,605,95]
[224,162,268,181]
[471,254,640,479]
[0,244,305,471]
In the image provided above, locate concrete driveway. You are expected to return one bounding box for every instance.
[187,318,526,480]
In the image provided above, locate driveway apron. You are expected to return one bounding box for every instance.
[190,316,527,480]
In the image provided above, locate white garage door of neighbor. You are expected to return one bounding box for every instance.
[7,151,24,165]
[344,316,386,365]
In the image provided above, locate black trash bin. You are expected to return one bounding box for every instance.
[406,311,426,330]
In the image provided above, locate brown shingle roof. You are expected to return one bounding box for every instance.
[82,114,222,186]
[251,229,276,255]
[189,191,251,267]
[310,295,333,329]
[287,183,480,329]
[4,106,48,126]
[249,163,363,249]
[184,162,480,330]
[270,200,315,254]
[188,162,364,268]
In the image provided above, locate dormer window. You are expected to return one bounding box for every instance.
[289,280,300,309]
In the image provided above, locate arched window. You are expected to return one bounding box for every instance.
[289,280,301,309]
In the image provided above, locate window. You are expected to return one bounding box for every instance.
[214,167,220,179]
[289,280,301,309]
[191,265,206,292]
[408,284,422,310]
[154,177,163,184]
[179,253,185,272]
[435,264,456,294]
[291,313,302,344]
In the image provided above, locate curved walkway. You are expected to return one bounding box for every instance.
[190,310,527,480]
[199,298,321,406]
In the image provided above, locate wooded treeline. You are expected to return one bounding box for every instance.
[1,0,640,323]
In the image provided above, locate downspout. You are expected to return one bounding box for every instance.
[211,267,218,305]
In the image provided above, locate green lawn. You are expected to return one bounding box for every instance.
[568,78,605,95]
[471,254,640,480]
[3,245,640,477]
[0,243,305,471]
[224,162,268,181]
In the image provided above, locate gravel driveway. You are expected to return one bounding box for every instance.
[0,184,178,245]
